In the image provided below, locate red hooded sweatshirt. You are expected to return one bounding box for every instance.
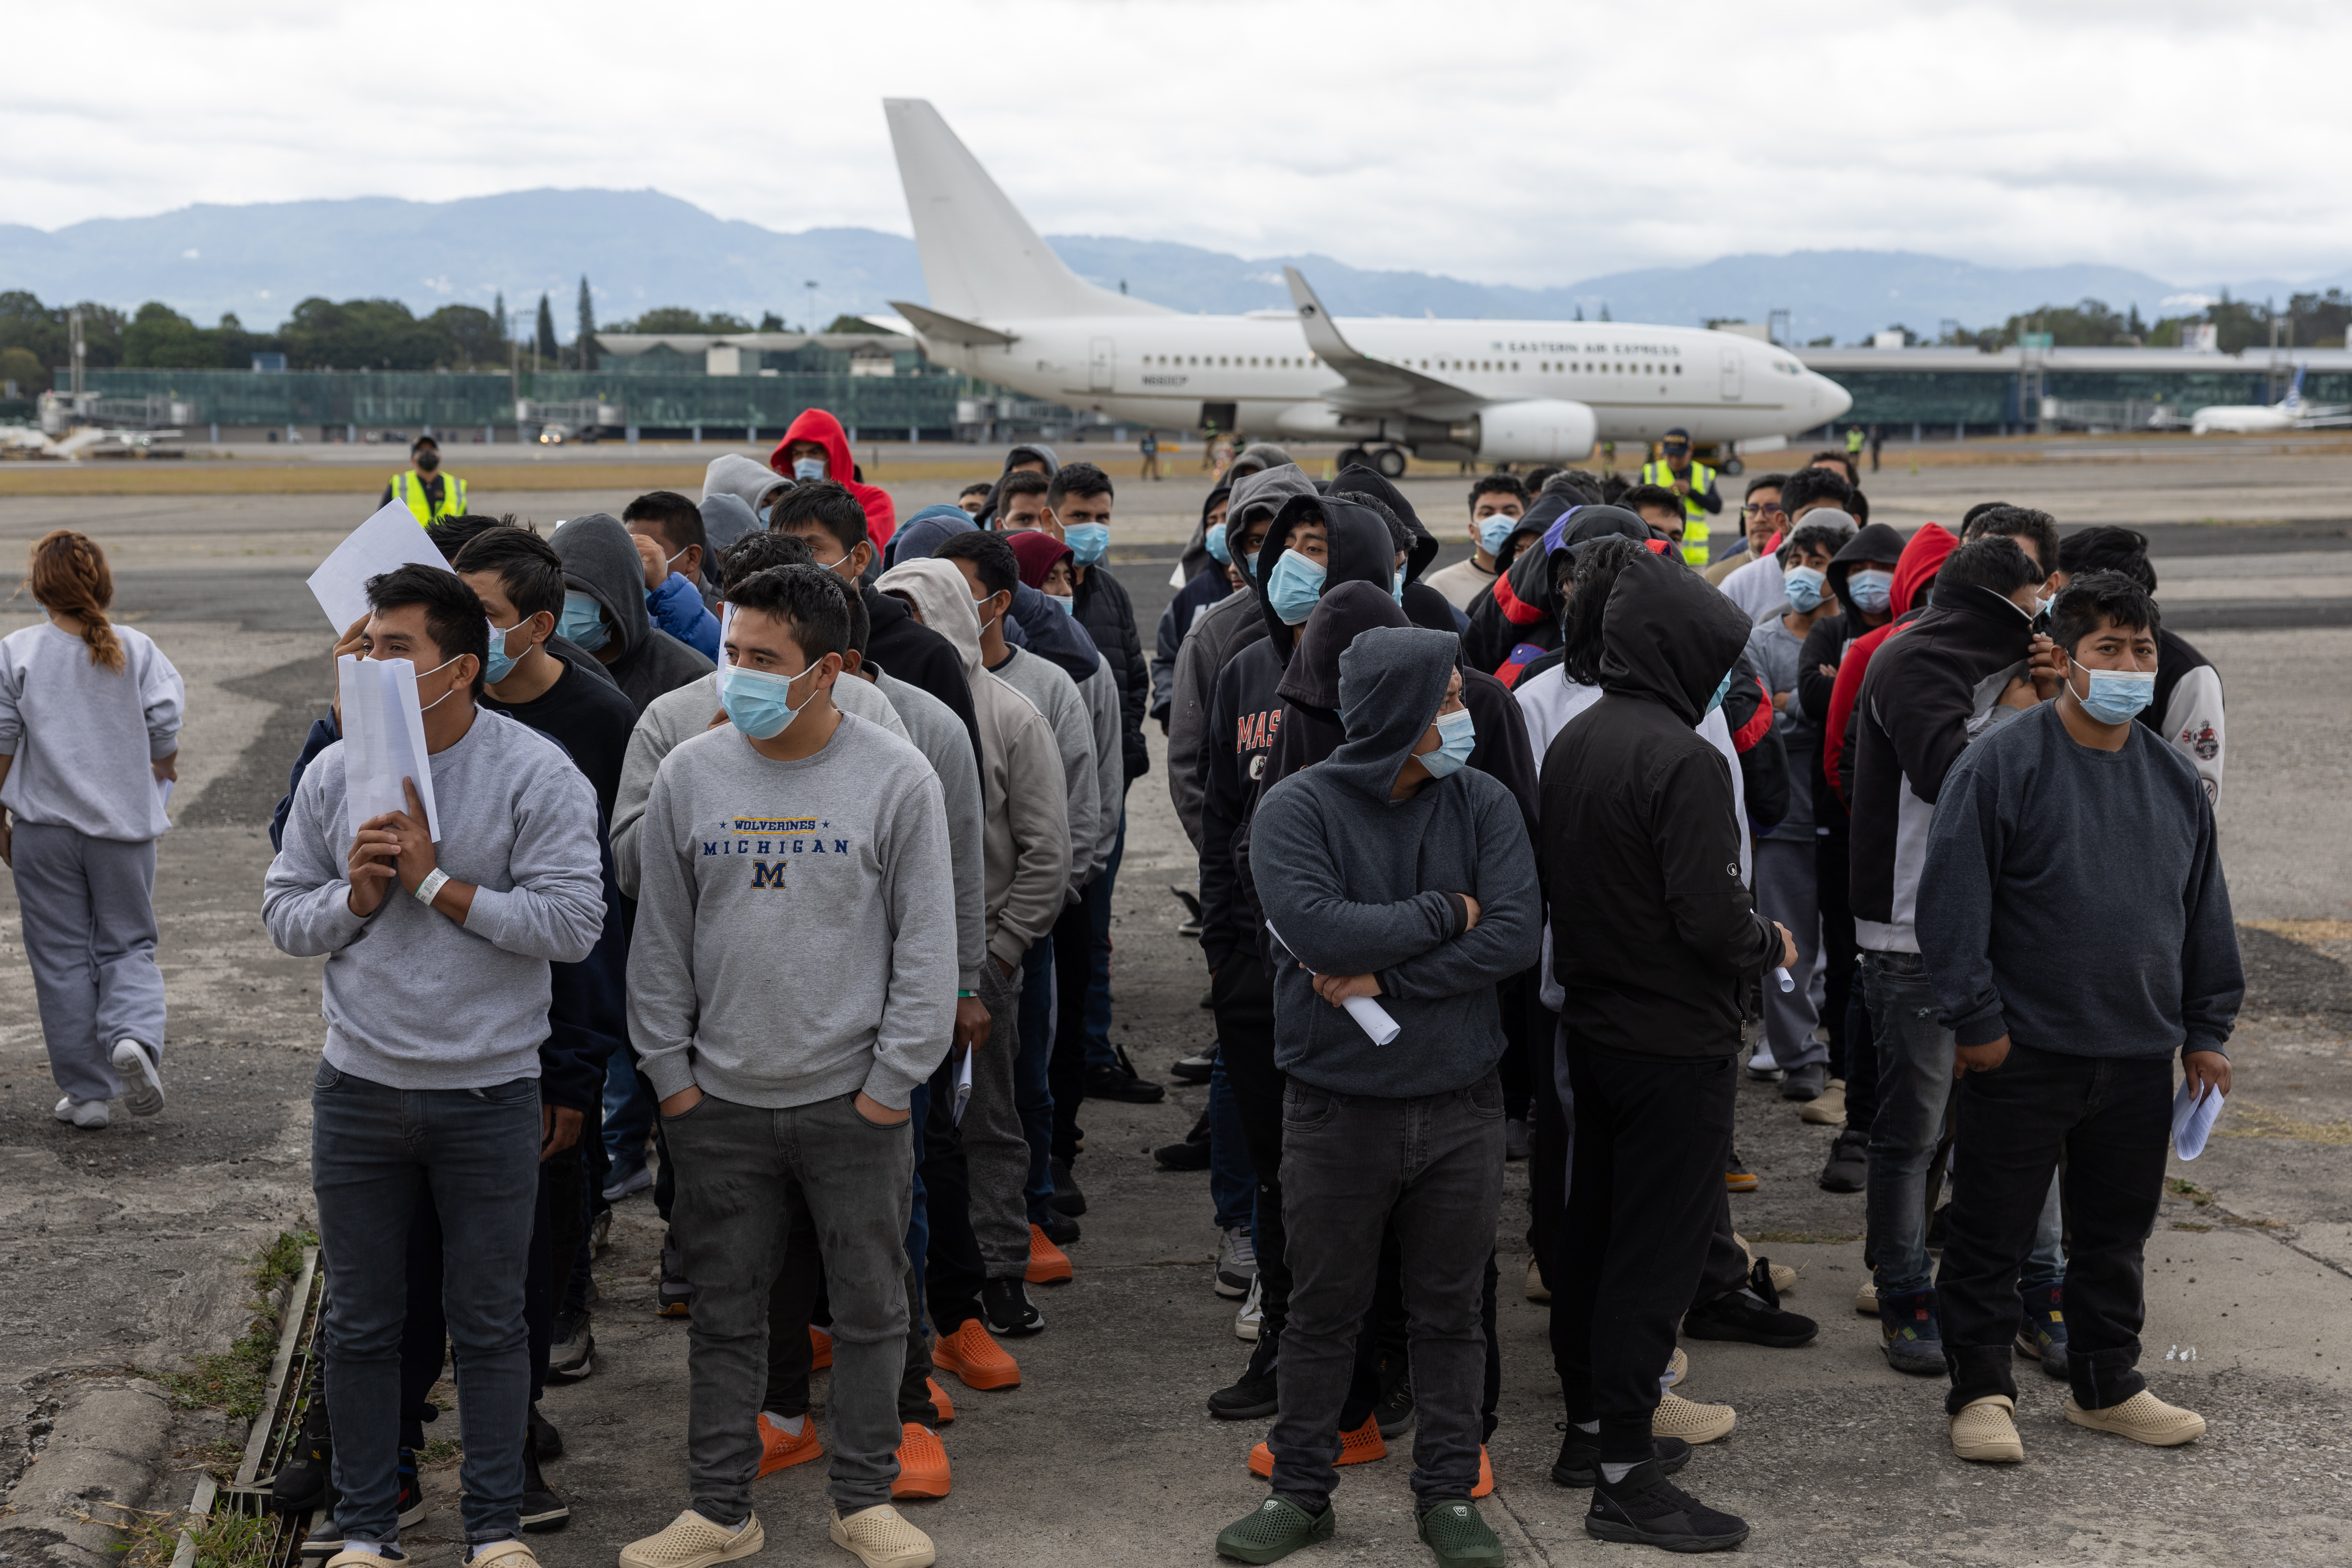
[769,408,897,550]
[1823,523,1955,806]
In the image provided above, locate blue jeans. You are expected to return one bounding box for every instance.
[1081,814,1125,1071]
[1861,951,2063,1297]
[1015,940,1058,1222]
[601,1048,652,1178]
[1208,1047,1256,1232]
[310,1062,540,1547]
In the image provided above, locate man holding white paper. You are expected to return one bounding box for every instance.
[1920,570,2241,1466]
[263,565,606,1568]
[1229,626,1538,1566]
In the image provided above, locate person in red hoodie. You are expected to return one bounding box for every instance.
[771,409,896,552]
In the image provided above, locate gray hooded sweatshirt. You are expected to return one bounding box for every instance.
[553,512,713,715]
[1251,626,1543,1099]
[701,453,785,514]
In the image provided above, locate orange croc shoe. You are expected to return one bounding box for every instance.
[927,1377,956,1425]
[1026,1225,1074,1285]
[809,1326,834,1370]
[756,1412,823,1477]
[890,1423,951,1500]
[1247,1414,1388,1478]
[930,1319,1020,1391]
[1474,1445,1493,1498]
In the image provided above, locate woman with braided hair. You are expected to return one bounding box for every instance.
[0,530,183,1129]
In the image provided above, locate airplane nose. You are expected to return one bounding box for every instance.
[1817,376,1853,421]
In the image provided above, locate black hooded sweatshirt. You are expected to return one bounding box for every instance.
[1195,495,1397,971]
[1541,551,1778,1058]
[1329,466,1460,634]
[1795,521,1907,733]
[1072,561,1150,782]
[1152,484,1234,723]
[553,513,715,716]
[1252,625,1543,1097]
[1460,500,1656,681]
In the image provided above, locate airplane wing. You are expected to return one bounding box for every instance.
[889,300,1018,348]
[1282,267,1480,415]
[2293,408,2352,429]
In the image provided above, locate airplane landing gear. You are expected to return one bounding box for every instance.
[1373,446,1408,479]
[1338,445,1372,472]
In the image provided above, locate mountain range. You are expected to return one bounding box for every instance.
[1,188,2334,345]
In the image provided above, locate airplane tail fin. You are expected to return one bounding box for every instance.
[2287,362,2306,408]
[882,99,1165,323]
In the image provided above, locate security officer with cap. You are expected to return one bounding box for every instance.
[1638,427,1720,568]
[381,434,467,525]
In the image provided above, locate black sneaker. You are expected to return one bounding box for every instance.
[527,1402,563,1463]
[2015,1281,2069,1379]
[396,1448,426,1528]
[270,1367,332,1515]
[519,1424,569,1533]
[656,1233,691,1318]
[1725,1148,1758,1193]
[1681,1289,1819,1349]
[1154,1137,1213,1171]
[1550,1427,1692,1488]
[1085,1062,1166,1104]
[1818,1127,1867,1193]
[297,1515,342,1559]
[1780,1062,1829,1101]
[1037,1208,1081,1245]
[1877,1286,1945,1375]
[982,1276,1044,1337]
[1170,1054,1215,1084]
[1208,1337,1281,1420]
[548,1308,594,1383]
[1373,1358,1415,1438]
[1049,1157,1088,1217]
[1926,1201,1951,1250]
[1586,1458,1749,1551]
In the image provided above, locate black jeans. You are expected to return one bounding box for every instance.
[1214,956,1291,1352]
[1938,1043,2171,1415]
[1815,827,1858,1079]
[1048,895,1094,1165]
[1553,1038,1736,1463]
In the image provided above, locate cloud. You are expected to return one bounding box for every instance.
[5,0,2351,287]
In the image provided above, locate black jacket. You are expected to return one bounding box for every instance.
[1074,562,1150,781]
[863,583,981,766]
[1540,551,1777,1058]
[1154,565,1231,723]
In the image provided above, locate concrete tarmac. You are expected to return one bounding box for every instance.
[2,445,2350,1565]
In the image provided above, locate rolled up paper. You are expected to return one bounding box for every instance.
[1772,966,1795,993]
[1266,923,1404,1047]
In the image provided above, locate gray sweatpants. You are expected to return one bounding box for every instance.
[666,1091,914,1519]
[1754,836,1826,1070]
[966,957,1033,1281]
[11,823,165,1104]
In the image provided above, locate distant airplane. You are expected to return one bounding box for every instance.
[2189,364,2352,434]
[880,99,1851,474]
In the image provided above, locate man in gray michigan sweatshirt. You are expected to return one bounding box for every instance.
[621,565,957,1568]
[263,567,605,1568]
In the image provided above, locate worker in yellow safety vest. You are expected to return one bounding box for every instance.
[1638,427,1719,568]
[381,434,467,525]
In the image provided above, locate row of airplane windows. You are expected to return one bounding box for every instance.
[1140,354,1681,377]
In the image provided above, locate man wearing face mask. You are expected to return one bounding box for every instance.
[1422,475,1530,613]
[1848,535,2069,1378]
[550,514,713,717]
[623,564,955,1568]
[1223,626,1540,1567]
[1918,570,2239,1465]
[383,435,468,525]
[767,407,896,551]
[1152,483,1233,730]
[263,566,605,1568]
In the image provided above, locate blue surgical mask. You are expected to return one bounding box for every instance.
[1265,550,1327,625]
[720,660,817,741]
[558,591,609,652]
[1421,707,1477,778]
[1064,523,1110,566]
[1046,591,1077,616]
[792,457,826,482]
[1205,525,1231,565]
[1391,567,1407,605]
[1704,668,1735,715]
[1848,568,1894,615]
[757,504,773,526]
[1477,512,1519,557]
[1783,565,1827,613]
[483,619,526,684]
[2069,661,2155,725]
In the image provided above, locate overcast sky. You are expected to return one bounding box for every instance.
[10,0,2347,288]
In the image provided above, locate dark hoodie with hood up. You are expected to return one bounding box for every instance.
[1252,626,1542,1098]
[1153,483,1234,723]
[1795,520,1909,732]
[1541,550,1780,1058]
[768,408,895,549]
[1820,522,1955,812]
[553,513,714,716]
[1195,494,1396,972]
[1461,497,1637,681]
[1329,465,1461,636]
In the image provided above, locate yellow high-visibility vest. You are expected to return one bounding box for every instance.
[390,470,468,525]
[1640,459,1714,568]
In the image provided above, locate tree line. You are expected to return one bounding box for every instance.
[1872,290,2352,353]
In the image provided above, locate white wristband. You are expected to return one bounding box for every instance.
[414,867,451,907]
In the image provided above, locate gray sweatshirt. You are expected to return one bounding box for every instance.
[988,645,1099,895]
[263,707,607,1090]
[627,714,958,1110]
[1077,654,1124,878]
[0,622,184,842]
[872,666,986,993]
[609,668,909,898]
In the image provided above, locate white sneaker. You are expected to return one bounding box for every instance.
[1746,1044,1782,1078]
[55,1096,109,1130]
[1215,1226,1256,1299]
[112,1039,165,1116]
[1234,1272,1263,1341]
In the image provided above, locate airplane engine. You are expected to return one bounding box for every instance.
[1454,400,1598,463]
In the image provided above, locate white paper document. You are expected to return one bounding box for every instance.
[307,501,457,634]
[336,655,441,842]
[1265,922,1403,1047]
[950,1044,974,1126]
[2171,1076,2224,1161]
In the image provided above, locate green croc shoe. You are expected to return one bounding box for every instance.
[1216,1495,1335,1564]
[1416,1500,1503,1568]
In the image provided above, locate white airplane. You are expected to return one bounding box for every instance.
[2189,364,2352,434]
[881,99,1852,475]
